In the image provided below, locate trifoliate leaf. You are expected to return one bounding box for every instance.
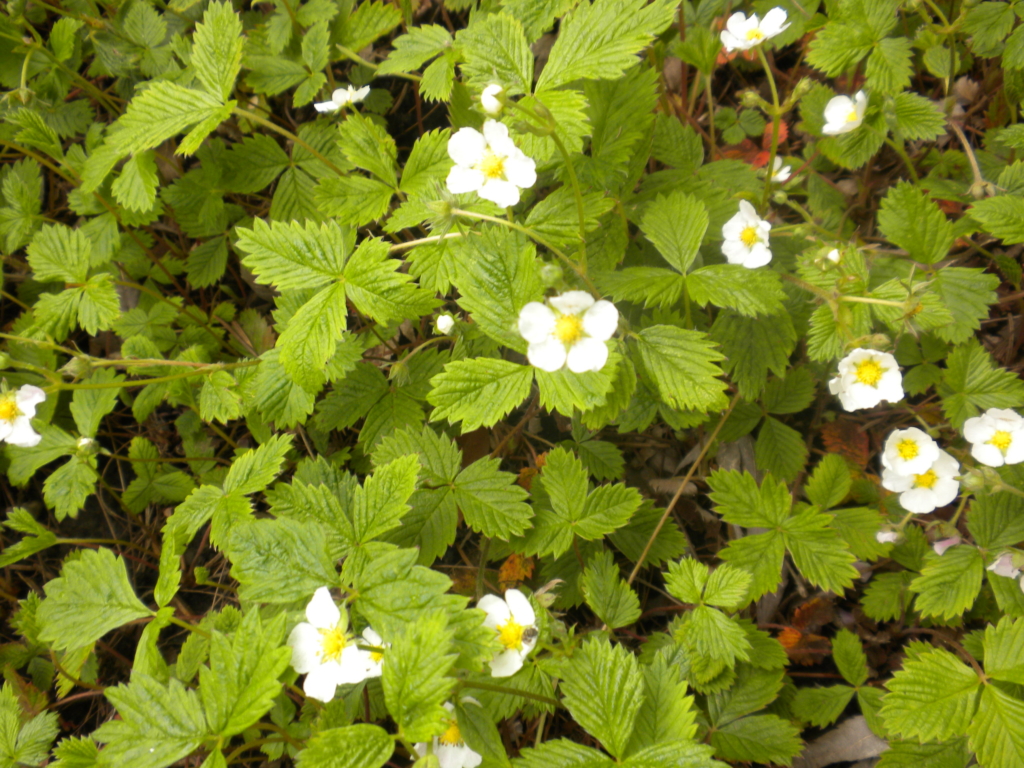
[939,341,1024,429]
[0,681,59,767]
[707,470,791,528]
[37,547,152,651]
[376,24,451,75]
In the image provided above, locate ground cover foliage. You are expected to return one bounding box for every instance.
[6,0,1024,765]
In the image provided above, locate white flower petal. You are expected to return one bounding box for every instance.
[336,644,375,684]
[581,300,618,341]
[742,242,772,268]
[549,290,595,316]
[567,338,609,373]
[478,178,521,207]
[972,442,1005,467]
[303,666,340,702]
[881,468,915,493]
[518,302,557,343]
[16,385,45,414]
[481,84,504,116]
[305,587,341,629]
[446,166,486,195]
[502,154,537,189]
[504,589,536,626]
[478,594,512,628]
[720,30,743,52]
[721,239,750,265]
[527,338,568,372]
[0,420,12,442]
[738,199,759,222]
[482,119,515,155]
[287,622,323,674]
[899,487,940,514]
[760,7,790,37]
[488,648,524,678]
[6,418,41,448]
[352,86,370,102]
[448,127,488,166]
[314,101,339,113]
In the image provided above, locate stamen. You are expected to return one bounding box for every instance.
[990,430,1013,453]
[553,315,584,345]
[497,619,524,650]
[854,359,883,386]
[896,439,919,461]
[739,226,760,247]
[914,470,938,490]
[0,397,18,422]
[476,151,506,180]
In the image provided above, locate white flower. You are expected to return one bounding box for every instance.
[828,349,903,411]
[721,200,772,268]
[963,408,1024,467]
[720,8,790,52]
[875,531,900,544]
[287,587,382,702]
[446,120,537,207]
[478,588,538,677]
[436,314,456,335]
[826,248,842,264]
[823,91,868,135]
[414,702,482,768]
[881,449,960,514]
[314,84,370,113]
[769,156,791,182]
[933,535,961,556]
[988,553,1020,579]
[481,84,504,116]
[0,385,45,448]
[517,291,618,374]
[358,626,387,679]
[881,427,940,477]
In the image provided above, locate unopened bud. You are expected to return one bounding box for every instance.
[60,357,92,379]
[539,263,563,287]
[771,190,788,205]
[76,436,99,457]
[969,179,996,199]
[436,314,455,335]
[481,83,504,116]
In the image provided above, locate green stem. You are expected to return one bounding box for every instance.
[705,74,717,159]
[948,494,969,528]
[756,46,782,210]
[232,108,345,176]
[388,232,465,254]
[168,615,211,639]
[459,679,560,708]
[779,272,833,301]
[547,130,588,271]
[336,45,422,82]
[837,295,905,308]
[48,361,258,392]
[881,134,919,183]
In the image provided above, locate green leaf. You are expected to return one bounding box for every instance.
[783,508,859,594]
[399,129,450,197]
[295,724,394,768]
[42,455,98,521]
[428,358,533,433]
[376,24,451,74]
[200,610,290,738]
[865,36,912,94]
[381,613,456,742]
[514,739,612,768]
[939,341,1024,429]
[933,267,999,344]
[71,369,123,438]
[968,492,1024,550]
[560,638,644,759]
[452,457,531,539]
[342,237,432,325]
[686,264,786,317]
[277,284,348,388]
[633,325,727,413]
[94,674,206,768]
[890,91,947,141]
[457,12,533,94]
[877,181,953,266]
[581,550,641,629]
[710,311,796,397]
[971,195,1024,245]
[26,223,91,282]
[626,651,698,754]
[876,738,971,768]
[791,685,855,728]
[681,606,752,677]
[524,187,614,250]
[0,508,57,568]
[337,0,402,53]
[452,227,539,352]
[880,647,980,742]
[709,714,803,766]
[805,454,852,510]
[754,416,808,484]
[338,112,397,187]
[967,684,1024,768]
[0,681,59,767]
[223,434,292,496]
[640,191,708,274]
[537,0,677,90]
[37,547,152,651]
[191,2,243,101]
[833,628,869,686]
[301,21,330,72]
[227,517,336,603]
[111,151,159,212]
[234,218,353,291]
[708,470,790,528]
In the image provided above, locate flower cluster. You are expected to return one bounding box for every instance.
[287,587,386,702]
[879,428,960,514]
[0,384,45,448]
[517,291,618,374]
[963,408,1024,467]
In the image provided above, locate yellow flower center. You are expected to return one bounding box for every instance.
[0,396,18,422]
[319,626,350,663]
[745,28,765,42]
[854,359,884,386]
[476,150,506,180]
[498,619,524,651]
[553,314,584,345]
[896,439,919,461]
[989,430,1013,453]
[846,109,860,123]
[439,719,463,747]
[370,649,384,663]
[914,470,938,490]
[740,225,760,247]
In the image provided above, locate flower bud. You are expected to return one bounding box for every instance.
[539,263,563,287]
[436,314,455,335]
[76,436,99,457]
[481,84,504,116]
[771,190,788,205]
[60,357,92,379]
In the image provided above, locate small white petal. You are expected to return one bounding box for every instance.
[303,667,339,702]
[502,154,537,189]
[759,7,790,37]
[352,86,370,102]
[448,127,488,166]
[5,419,41,448]
[488,648,524,678]
[567,340,608,373]
[481,84,504,116]
[446,166,485,195]
[482,120,515,156]
[518,302,557,344]
[478,594,512,628]
[504,589,536,627]
[972,442,1005,467]
[288,623,323,674]
[477,178,521,207]
[742,242,772,268]
[527,338,568,372]
[875,531,899,544]
[581,300,618,341]
[437,314,456,335]
[15,385,45,414]
[305,587,341,629]
[549,290,595,316]
[314,101,339,113]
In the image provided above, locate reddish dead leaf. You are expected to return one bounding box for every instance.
[499,554,534,588]
[449,569,477,596]
[778,627,832,666]
[517,466,539,491]
[821,418,871,468]
[792,596,835,632]
[761,120,790,150]
[937,199,962,215]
